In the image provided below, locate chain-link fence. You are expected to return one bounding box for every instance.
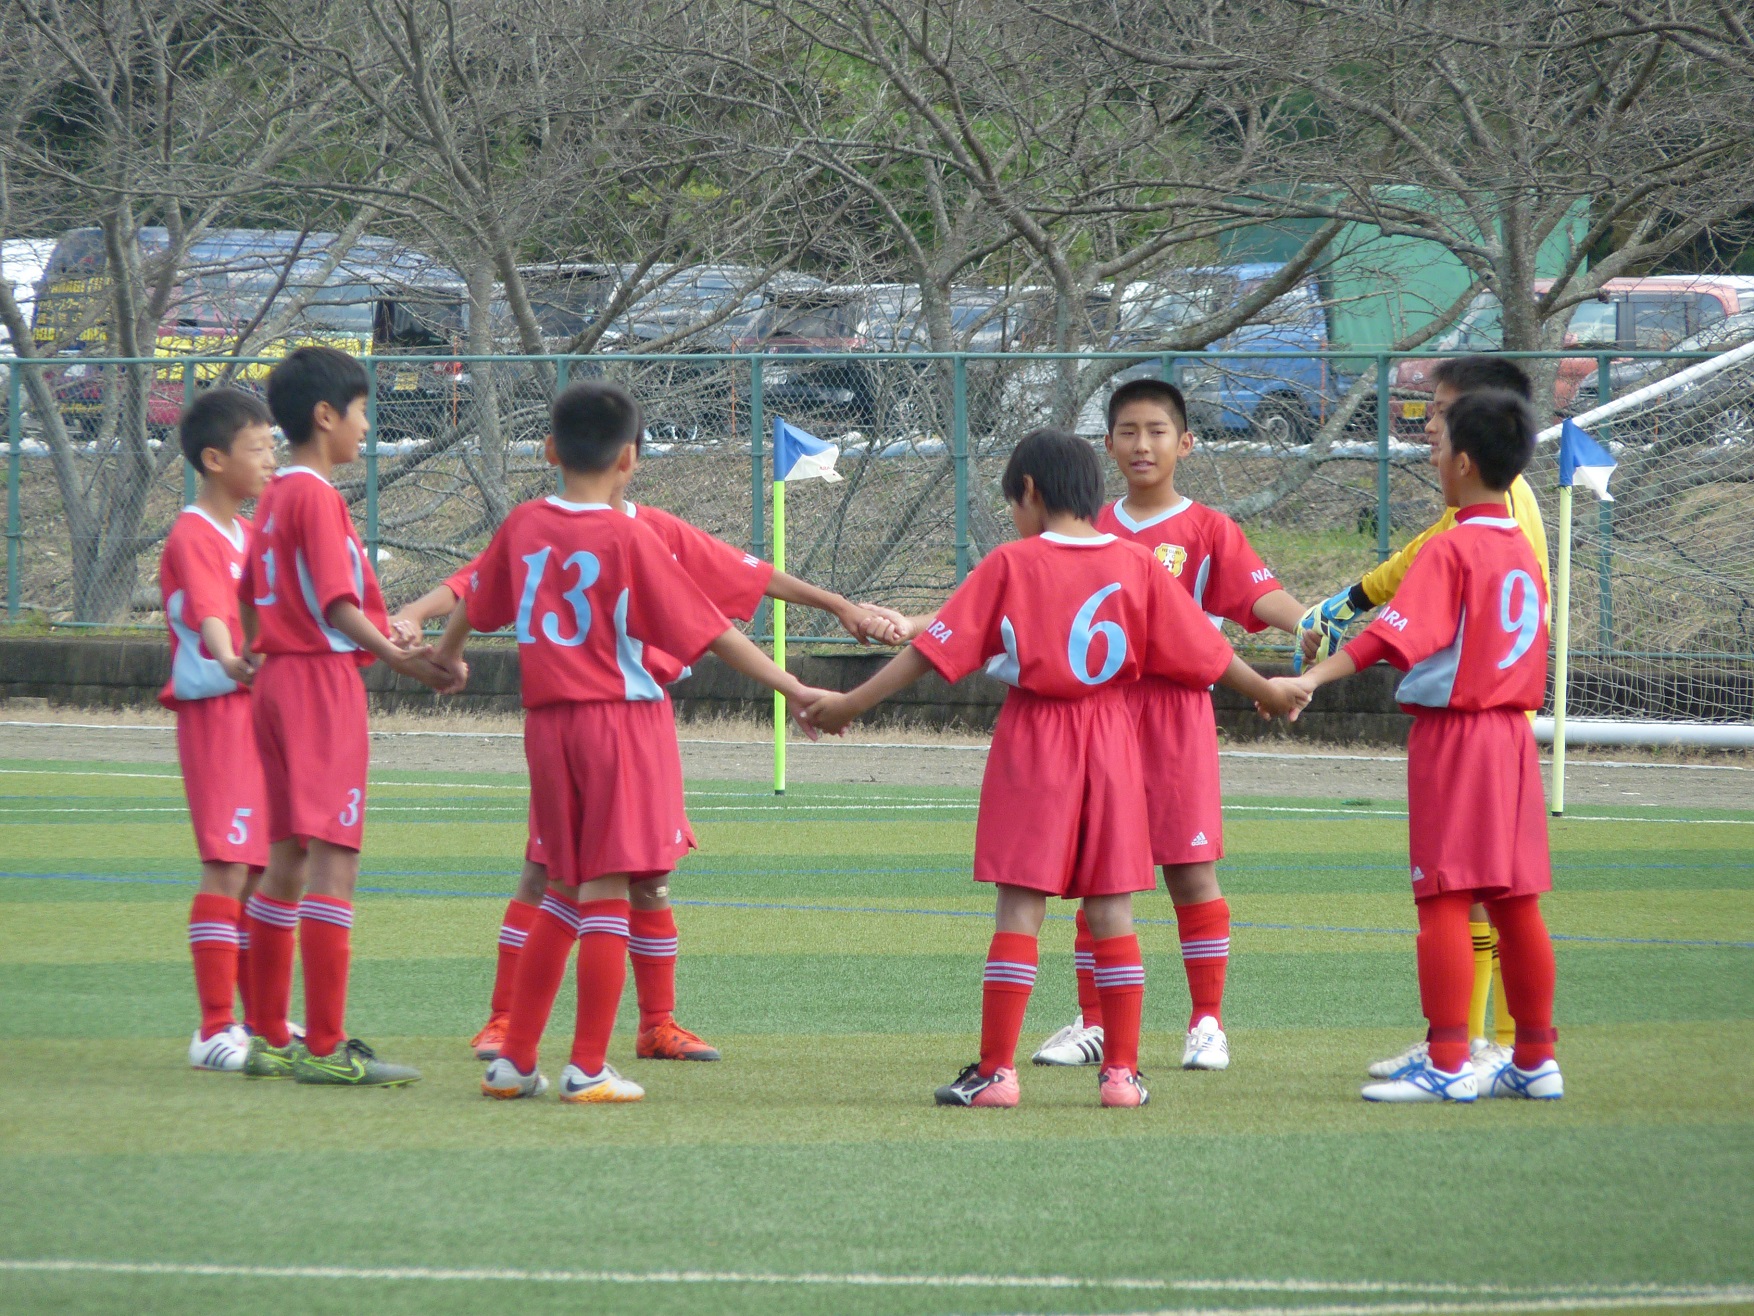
[5,349,1752,721]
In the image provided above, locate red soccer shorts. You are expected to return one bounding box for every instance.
[523,699,695,885]
[974,688,1157,899]
[251,652,370,851]
[1129,676,1224,866]
[1405,707,1552,901]
[175,689,270,868]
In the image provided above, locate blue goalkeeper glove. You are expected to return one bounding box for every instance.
[1293,585,1369,673]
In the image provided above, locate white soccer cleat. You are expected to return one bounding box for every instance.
[1031,1015,1105,1067]
[1478,1055,1564,1100]
[1181,1015,1230,1070]
[1471,1038,1512,1070]
[559,1063,645,1104]
[481,1057,549,1100]
[1366,1037,1429,1080]
[1361,1056,1478,1103]
[189,1024,250,1072]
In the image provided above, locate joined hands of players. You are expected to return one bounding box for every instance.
[219,653,260,686]
[786,686,840,741]
[1254,675,1313,722]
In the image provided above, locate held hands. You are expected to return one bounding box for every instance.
[1254,675,1314,721]
[802,690,858,737]
[388,613,424,648]
[219,653,259,686]
[838,602,911,647]
[389,642,469,695]
[785,685,840,741]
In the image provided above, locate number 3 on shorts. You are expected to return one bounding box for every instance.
[339,787,362,828]
[227,807,252,845]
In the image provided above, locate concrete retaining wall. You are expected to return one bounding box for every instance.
[0,635,1417,743]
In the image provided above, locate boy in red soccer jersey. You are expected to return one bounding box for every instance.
[1027,378,1314,1073]
[391,518,897,1065]
[161,388,278,1072]
[431,381,834,1104]
[1290,390,1562,1102]
[806,429,1307,1108]
[238,347,458,1087]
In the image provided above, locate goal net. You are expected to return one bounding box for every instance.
[1531,337,1754,744]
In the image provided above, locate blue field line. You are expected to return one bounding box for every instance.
[5,870,1751,949]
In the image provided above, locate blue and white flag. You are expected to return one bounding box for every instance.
[1558,418,1616,502]
[773,417,842,483]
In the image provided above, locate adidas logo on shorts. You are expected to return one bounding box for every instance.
[1191,832,1209,847]
[1412,866,1425,880]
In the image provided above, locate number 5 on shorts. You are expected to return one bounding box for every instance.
[227,807,252,845]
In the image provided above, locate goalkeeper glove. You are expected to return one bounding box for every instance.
[1293,585,1369,673]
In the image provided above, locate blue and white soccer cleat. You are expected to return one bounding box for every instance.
[1181,1015,1230,1071]
[1366,1037,1429,1080]
[1477,1054,1564,1100]
[1360,1055,1478,1103]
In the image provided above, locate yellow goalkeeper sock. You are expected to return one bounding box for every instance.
[1492,935,1516,1046]
[1468,921,1493,1041]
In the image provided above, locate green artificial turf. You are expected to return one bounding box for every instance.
[0,757,1750,1316]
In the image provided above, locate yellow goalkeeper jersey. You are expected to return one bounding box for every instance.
[1359,474,1549,607]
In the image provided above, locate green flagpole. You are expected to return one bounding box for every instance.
[772,473,787,796]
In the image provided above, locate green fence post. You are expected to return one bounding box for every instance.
[555,358,569,494]
[1596,353,1614,653]
[749,356,767,639]
[365,358,379,569]
[1375,353,1392,561]
[181,363,197,506]
[953,354,969,580]
[6,363,20,621]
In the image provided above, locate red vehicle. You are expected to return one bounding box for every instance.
[1390,276,1754,435]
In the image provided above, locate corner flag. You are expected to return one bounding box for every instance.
[1559,419,1617,502]
[773,417,842,483]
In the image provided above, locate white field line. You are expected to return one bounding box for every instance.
[0,1259,1746,1306]
[1033,1299,1754,1316]
[3,721,1745,772]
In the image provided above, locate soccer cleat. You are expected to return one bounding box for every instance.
[558,1063,645,1103]
[1361,1056,1478,1103]
[1181,1015,1230,1071]
[481,1057,549,1100]
[1471,1037,1512,1070]
[1478,1055,1565,1100]
[291,1038,421,1087]
[1099,1066,1150,1108]
[287,1020,307,1044]
[1031,1015,1104,1067]
[471,1014,510,1061]
[241,1034,300,1080]
[636,1017,722,1062]
[934,1063,1019,1108]
[1366,1037,1429,1080]
[189,1024,250,1073]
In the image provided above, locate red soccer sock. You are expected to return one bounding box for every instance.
[188,893,241,1040]
[1487,894,1558,1069]
[1415,892,1475,1073]
[628,906,679,1031]
[500,892,582,1074]
[571,900,632,1076]
[489,898,540,1018]
[1093,933,1146,1074]
[1073,909,1103,1029]
[235,908,257,1034]
[1176,897,1230,1029]
[978,931,1038,1077]
[242,893,298,1047]
[298,896,354,1058]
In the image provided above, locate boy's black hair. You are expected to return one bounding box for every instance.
[1106,377,1188,433]
[265,345,370,445]
[550,380,644,473]
[1001,428,1103,520]
[1443,389,1536,491]
[1431,354,1533,402]
[178,387,273,472]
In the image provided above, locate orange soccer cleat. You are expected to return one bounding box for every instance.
[471,1013,510,1061]
[636,1017,722,1061]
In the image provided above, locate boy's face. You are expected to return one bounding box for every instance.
[316,395,370,465]
[1429,418,1467,506]
[205,422,278,500]
[1105,399,1191,494]
[1424,381,1460,452]
[1007,479,1047,538]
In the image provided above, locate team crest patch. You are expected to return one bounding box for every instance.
[1155,543,1187,576]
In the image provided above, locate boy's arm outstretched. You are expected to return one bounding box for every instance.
[705,626,838,739]
[805,647,934,735]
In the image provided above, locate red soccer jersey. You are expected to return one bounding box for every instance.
[242,467,388,664]
[627,502,773,622]
[1097,497,1279,632]
[465,496,733,707]
[159,507,253,708]
[1345,504,1549,712]
[911,531,1235,697]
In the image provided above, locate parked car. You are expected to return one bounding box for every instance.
[1566,309,1754,445]
[1390,275,1754,435]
